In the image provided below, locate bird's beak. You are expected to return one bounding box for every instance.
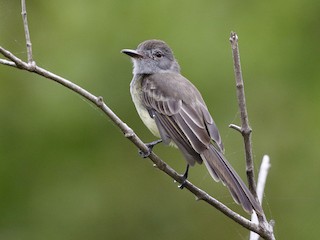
[121,49,144,58]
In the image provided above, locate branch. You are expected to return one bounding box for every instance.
[0,58,16,67]
[229,32,257,197]
[250,155,274,240]
[229,32,275,240]
[256,155,271,203]
[0,47,28,69]
[21,0,35,66]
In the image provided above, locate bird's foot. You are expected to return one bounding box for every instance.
[178,164,190,189]
[178,179,187,189]
[139,139,162,158]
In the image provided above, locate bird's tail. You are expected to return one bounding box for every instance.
[201,144,262,214]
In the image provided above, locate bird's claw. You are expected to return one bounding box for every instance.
[139,148,151,158]
[178,164,190,189]
[138,139,162,158]
[178,179,187,189]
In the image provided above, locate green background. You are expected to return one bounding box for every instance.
[1,0,319,239]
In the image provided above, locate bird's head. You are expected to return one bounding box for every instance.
[121,39,180,75]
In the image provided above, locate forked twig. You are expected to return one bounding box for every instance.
[21,0,35,67]
[229,32,275,239]
[229,32,257,197]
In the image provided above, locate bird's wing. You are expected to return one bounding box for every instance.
[140,72,262,214]
[141,72,223,165]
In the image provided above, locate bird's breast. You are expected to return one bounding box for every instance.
[130,76,160,138]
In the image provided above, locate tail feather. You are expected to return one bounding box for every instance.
[201,145,262,214]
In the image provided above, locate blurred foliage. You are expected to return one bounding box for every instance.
[0,0,319,239]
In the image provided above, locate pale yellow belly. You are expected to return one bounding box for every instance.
[130,77,160,138]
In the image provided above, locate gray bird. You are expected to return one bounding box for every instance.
[121,39,262,214]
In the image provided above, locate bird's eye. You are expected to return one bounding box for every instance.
[154,51,163,58]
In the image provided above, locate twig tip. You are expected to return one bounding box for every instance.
[229,123,242,133]
[229,31,238,42]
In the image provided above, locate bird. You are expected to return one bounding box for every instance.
[121,39,262,214]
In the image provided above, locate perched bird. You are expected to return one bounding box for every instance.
[121,39,262,214]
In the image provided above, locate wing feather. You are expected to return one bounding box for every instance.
[141,73,214,165]
[138,72,262,214]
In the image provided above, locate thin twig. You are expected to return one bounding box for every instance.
[256,155,271,203]
[0,47,27,69]
[0,58,16,67]
[250,155,273,240]
[229,32,275,240]
[21,0,35,66]
[229,123,242,133]
[229,32,257,198]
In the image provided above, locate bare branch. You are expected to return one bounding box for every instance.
[256,155,271,203]
[21,0,35,66]
[229,123,242,133]
[0,46,28,69]
[0,58,17,67]
[229,32,275,240]
[229,32,257,198]
[250,155,273,240]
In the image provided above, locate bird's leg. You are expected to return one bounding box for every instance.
[139,139,163,158]
[178,164,190,189]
